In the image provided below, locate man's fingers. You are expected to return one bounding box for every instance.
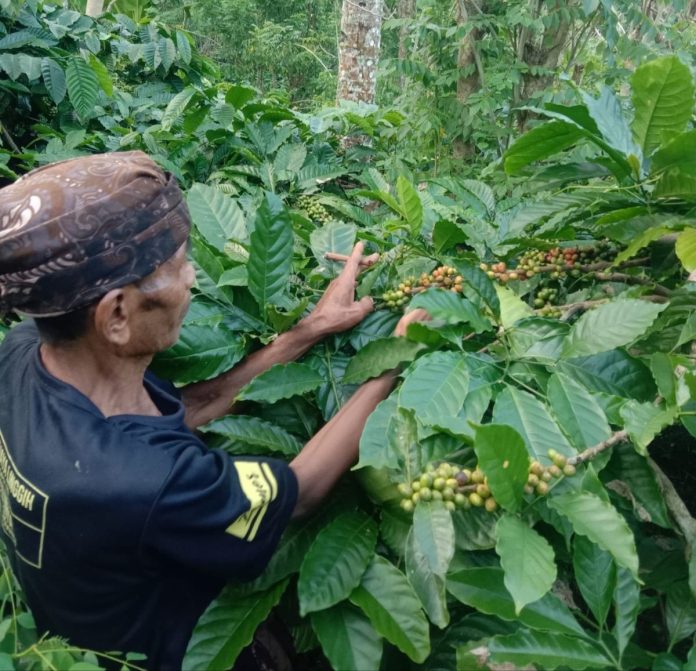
[341,241,365,279]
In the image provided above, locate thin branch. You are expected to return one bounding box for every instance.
[0,121,20,153]
[568,430,628,466]
[649,457,696,540]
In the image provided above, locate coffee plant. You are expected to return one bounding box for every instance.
[3,2,696,669]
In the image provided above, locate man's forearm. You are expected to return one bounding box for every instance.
[289,371,397,518]
[181,317,326,428]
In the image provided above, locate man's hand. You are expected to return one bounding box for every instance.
[394,308,431,337]
[302,242,379,337]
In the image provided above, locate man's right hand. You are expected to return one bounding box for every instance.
[394,308,431,337]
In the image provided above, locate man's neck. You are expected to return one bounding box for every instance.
[39,341,160,418]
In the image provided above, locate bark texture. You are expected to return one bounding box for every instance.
[398,0,416,62]
[336,0,383,104]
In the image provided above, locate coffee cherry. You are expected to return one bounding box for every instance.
[563,464,577,476]
[397,483,412,497]
[401,499,414,513]
[485,497,498,512]
[527,473,539,487]
[445,501,456,512]
[548,465,562,478]
[419,487,432,501]
[469,493,484,507]
[530,461,544,476]
[433,477,446,491]
[536,481,549,495]
[456,470,470,486]
[476,484,491,498]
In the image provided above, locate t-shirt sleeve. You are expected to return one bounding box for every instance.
[141,445,298,581]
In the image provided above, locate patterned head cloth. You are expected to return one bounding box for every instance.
[0,151,191,316]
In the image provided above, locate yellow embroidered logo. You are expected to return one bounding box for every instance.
[226,462,278,542]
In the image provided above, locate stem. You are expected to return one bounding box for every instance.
[649,458,696,539]
[568,430,628,466]
[0,121,20,153]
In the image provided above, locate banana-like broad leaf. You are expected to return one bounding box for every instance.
[447,567,584,637]
[561,299,666,359]
[484,629,611,670]
[473,425,529,513]
[573,535,616,627]
[237,363,324,403]
[183,579,288,671]
[311,603,383,671]
[504,121,585,175]
[495,516,556,615]
[298,510,377,615]
[247,192,293,309]
[492,387,574,462]
[632,55,695,156]
[549,492,639,579]
[65,57,98,120]
[350,555,431,663]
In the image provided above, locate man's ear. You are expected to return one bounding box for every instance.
[93,288,132,346]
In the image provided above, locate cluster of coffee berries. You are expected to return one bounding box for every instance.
[534,287,562,317]
[398,462,498,514]
[480,261,531,283]
[382,266,464,311]
[525,451,577,496]
[296,195,331,224]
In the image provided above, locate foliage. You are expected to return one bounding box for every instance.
[3,2,696,670]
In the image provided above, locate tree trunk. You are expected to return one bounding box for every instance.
[336,0,383,105]
[455,0,478,104]
[398,0,416,61]
[85,0,105,17]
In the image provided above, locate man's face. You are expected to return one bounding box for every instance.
[128,241,195,354]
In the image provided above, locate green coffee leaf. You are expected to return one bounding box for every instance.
[619,400,677,455]
[187,183,248,249]
[473,425,529,513]
[573,536,616,627]
[613,567,640,656]
[343,338,424,384]
[396,175,423,234]
[495,516,556,614]
[150,324,245,385]
[452,262,500,317]
[447,567,584,637]
[547,373,611,450]
[504,120,585,175]
[200,416,302,457]
[413,501,455,576]
[405,527,450,628]
[495,284,533,329]
[184,579,288,670]
[676,228,696,272]
[398,351,469,422]
[298,510,377,615]
[549,492,639,579]
[561,299,666,358]
[666,581,696,646]
[65,57,98,120]
[310,220,356,276]
[492,387,574,462]
[357,396,401,470]
[350,555,430,663]
[632,55,695,155]
[41,57,65,103]
[486,629,611,670]
[237,363,323,403]
[409,289,491,332]
[248,192,293,308]
[311,603,383,671]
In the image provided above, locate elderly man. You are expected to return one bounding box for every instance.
[0,152,425,670]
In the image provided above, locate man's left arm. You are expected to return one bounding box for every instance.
[181,243,377,429]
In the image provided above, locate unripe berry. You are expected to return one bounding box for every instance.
[432,490,443,501]
[524,484,534,495]
[400,499,414,513]
[476,484,491,498]
[454,493,468,507]
[530,461,544,476]
[527,473,539,487]
[541,471,552,482]
[552,453,567,468]
[469,493,484,507]
[411,480,421,492]
[548,465,562,478]
[419,487,432,501]
[536,481,549,495]
[471,469,485,484]
[563,464,577,476]
[433,477,446,491]
[442,487,455,501]
[397,483,412,497]
[485,497,498,512]
[420,474,433,488]
[412,492,420,503]
[445,501,456,512]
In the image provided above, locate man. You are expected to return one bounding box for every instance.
[0,151,425,669]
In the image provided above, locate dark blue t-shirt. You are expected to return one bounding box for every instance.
[0,322,298,670]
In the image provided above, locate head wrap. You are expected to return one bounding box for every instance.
[0,151,191,316]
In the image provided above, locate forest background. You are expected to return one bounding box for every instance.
[3,1,696,670]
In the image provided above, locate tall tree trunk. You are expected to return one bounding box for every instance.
[456,0,479,104]
[398,0,416,61]
[336,0,383,105]
[85,0,105,17]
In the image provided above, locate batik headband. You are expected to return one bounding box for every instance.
[0,151,191,316]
